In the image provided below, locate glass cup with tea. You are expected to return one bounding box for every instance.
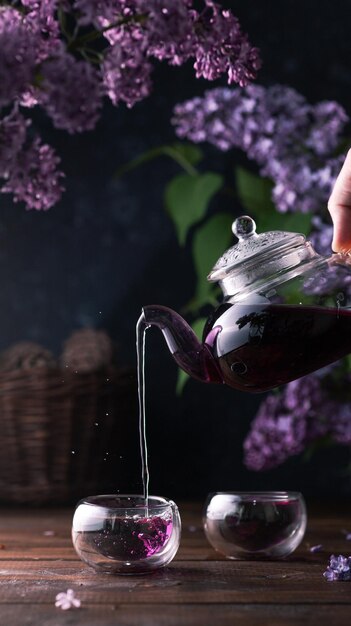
[203,491,307,560]
[72,494,181,574]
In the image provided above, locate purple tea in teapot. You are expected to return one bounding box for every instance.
[202,301,351,392]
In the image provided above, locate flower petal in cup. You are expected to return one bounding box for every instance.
[72,495,181,574]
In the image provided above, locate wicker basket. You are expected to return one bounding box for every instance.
[0,366,136,504]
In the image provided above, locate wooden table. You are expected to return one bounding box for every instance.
[0,502,350,625]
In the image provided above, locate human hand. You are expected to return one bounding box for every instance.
[328,150,351,252]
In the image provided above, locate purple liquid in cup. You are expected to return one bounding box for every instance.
[72,495,181,574]
[204,492,307,559]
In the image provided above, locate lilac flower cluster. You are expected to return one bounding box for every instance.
[74,0,261,87]
[308,217,333,256]
[172,85,348,214]
[2,136,64,210]
[243,373,351,471]
[303,219,351,301]
[102,31,153,108]
[303,262,351,302]
[0,1,260,210]
[40,53,103,133]
[0,106,64,210]
[55,588,81,610]
[0,108,29,177]
[323,555,351,581]
[243,375,330,471]
[0,7,37,108]
[307,216,351,299]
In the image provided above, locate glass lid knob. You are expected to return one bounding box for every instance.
[232,215,257,240]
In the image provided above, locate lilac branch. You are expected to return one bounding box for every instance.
[0,0,260,210]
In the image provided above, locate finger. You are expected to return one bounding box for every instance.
[328,149,351,252]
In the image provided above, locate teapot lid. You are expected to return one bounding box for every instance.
[208,215,319,297]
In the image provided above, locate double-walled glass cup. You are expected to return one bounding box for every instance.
[204,491,307,559]
[72,495,181,574]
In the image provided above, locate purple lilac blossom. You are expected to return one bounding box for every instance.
[19,85,42,109]
[74,0,260,85]
[102,33,152,107]
[329,403,351,445]
[193,1,261,86]
[309,217,333,256]
[0,0,260,210]
[323,555,351,581]
[40,51,103,133]
[0,108,30,178]
[22,0,60,61]
[244,371,351,471]
[1,137,64,210]
[73,0,134,28]
[0,106,64,210]
[306,102,348,156]
[303,263,351,301]
[140,0,195,65]
[0,7,37,107]
[303,216,351,303]
[55,588,81,610]
[172,85,348,213]
[243,375,336,471]
[84,2,144,47]
[310,544,323,553]
[270,155,344,214]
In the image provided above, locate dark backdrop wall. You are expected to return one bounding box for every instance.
[1,0,351,500]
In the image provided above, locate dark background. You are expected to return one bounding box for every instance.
[1,0,351,501]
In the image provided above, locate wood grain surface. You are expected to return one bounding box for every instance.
[0,503,350,625]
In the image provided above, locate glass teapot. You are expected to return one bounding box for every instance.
[141,216,351,393]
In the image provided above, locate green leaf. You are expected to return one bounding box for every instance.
[182,284,221,315]
[115,142,203,178]
[235,166,275,215]
[343,354,351,373]
[165,172,224,246]
[235,166,313,235]
[254,202,313,236]
[176,317,207,395]
[166,143,203,167]
[176,369,189,396]
[192,213,233,307]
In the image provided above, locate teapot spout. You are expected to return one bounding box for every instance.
[141,305,222,384]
